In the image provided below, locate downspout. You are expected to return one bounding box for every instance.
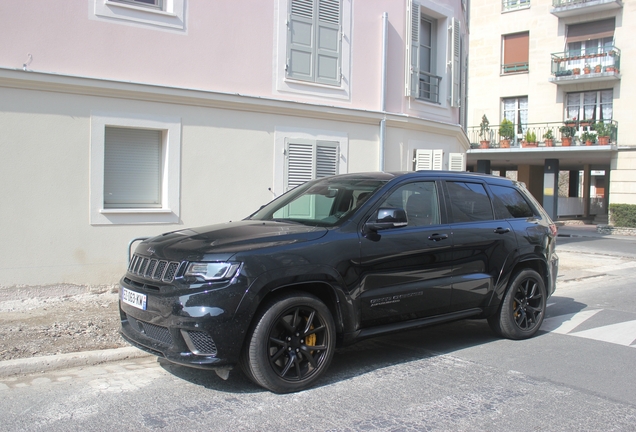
[379,12,388,171]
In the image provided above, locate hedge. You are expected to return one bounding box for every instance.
[609,204,636,228]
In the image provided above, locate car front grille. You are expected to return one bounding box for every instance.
[128,254,182,283]
[128,316,173,346]
[182,330,218,356]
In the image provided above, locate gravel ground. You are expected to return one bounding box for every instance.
[0,285,126,362]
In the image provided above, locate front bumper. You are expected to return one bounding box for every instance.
[118,275,250,369]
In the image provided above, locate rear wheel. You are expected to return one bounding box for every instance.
[488,269,546,340]
[241,292,336,393]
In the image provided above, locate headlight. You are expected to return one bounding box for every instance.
[185,262,241,281]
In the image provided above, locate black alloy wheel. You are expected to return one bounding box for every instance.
[488,269,546,340]
[241,292,335,393]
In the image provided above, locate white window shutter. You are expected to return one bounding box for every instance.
[414,149,432,170]
[104,127,162,208]
[432,149,443,170]
[287,0,315,82]
[315,0,341,85]
[450,18,461,107]
[285,139,339,191]
[405,0,420,97]
[449,153,466,171]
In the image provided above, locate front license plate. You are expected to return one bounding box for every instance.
[121,287,147,311]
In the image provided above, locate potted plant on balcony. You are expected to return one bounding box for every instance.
[573,67,581,75]
[544,129,554,147]
[479,115,491,148]
[583,64,591,74]
[559,123,576,146]
[522,130,537,147]
[594,64,602,73]
[564,118,577,128]
[579,118,593,128]
[593,121,616,145]
[499,118,514,148]
[581,131,596,146]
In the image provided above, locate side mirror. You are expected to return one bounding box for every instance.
[364,208,408,232]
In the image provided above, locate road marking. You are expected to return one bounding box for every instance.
[541,309,602,334]
[570,320,636,347]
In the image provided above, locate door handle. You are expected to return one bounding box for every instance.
[494,227,511,234]
[428,233,449,241]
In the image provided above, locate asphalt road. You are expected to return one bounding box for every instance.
[1,231,635,431]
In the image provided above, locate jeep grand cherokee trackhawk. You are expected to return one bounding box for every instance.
[120,171,558,393]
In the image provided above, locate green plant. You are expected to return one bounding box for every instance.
[581,131,596,143]
[609,204,636,228]
[523,130,537,143]
[593,121,616,137]
[499,118,514,140]
[559,124,577,138]
[479,115,490,141]
[544,129,554,140]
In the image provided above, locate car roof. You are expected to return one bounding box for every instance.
[330,171,517,187]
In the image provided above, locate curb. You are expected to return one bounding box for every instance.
[0,347,151,378]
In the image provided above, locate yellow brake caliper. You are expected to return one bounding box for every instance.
[305,322,316,348]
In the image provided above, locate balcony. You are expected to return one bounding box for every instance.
[502,0,530,12]
[418,72,442,104]
[550,46,620,85]
[551,0,623,18]
[467,120,618,149]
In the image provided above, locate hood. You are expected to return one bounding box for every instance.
[137,220,329,261]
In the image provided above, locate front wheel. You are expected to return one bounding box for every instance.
[241,292,336,393]
[488,269,546,340]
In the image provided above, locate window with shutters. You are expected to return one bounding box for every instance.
[502,32,529,74]
[406,1,461,107]
[565,19,615,70]
[287,0,341,86]
[285,140,339,191]
[90,113,181,225]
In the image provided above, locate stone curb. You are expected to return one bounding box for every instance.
[0,347,151,378]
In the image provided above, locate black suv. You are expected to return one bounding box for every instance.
[120,171,558,393]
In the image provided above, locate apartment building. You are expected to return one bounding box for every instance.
[0,0,469,286]
[466,0,635,221]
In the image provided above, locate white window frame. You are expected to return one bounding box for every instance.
[92,0,186,32]
[274,0,352,100]
[90,113,181,225]
[274,127,348,196]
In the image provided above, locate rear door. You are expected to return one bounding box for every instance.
[443,180,518,312]
[357,180,453,327]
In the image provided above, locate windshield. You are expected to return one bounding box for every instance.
[248,177,388,227]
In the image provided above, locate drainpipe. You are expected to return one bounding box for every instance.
[379,12,388,172]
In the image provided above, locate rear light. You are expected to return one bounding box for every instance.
[549,223,558,237]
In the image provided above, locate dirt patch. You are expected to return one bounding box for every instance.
[0,285,126,362]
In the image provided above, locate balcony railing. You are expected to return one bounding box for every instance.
[418,71,441,104]
[467,120,618,148]
[503,0,530,11]
[551,0,623,18]
[502,62,529,74]
[551,46,620,80]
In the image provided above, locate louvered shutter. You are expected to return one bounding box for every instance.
[405,0,420,97]
[285,140,339,191]
[104,127,162,208]
[414,149,443,171]
[450,18,461,107]
[288,0,315,81]
[449,153,466,171]
[315,0,341,85]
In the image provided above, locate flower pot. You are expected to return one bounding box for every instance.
[479,140,490,149]
[594,66,602,73]
[500,139,510,148]
[598,136,610,145]
[584,67,591,74]
[544,139,553,147]
[573,68,581,75]
[522,141,537,148]
[585,140,594,146]
[562,137,572,147]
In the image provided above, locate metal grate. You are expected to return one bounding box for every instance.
[183,330,217,356]
[128,254,182,283]
[128,316,173,346]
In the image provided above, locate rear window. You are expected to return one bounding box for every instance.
[490,185,536,219]
[446,182,494,222]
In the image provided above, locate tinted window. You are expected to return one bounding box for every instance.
[379,181,440,226]
[447,182,494,222]
[490,185,535,219]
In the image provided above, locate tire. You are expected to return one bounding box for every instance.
[488,269,546,340]
[241,291,336,393]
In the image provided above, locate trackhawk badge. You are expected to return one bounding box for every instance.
[147,247,156,255]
